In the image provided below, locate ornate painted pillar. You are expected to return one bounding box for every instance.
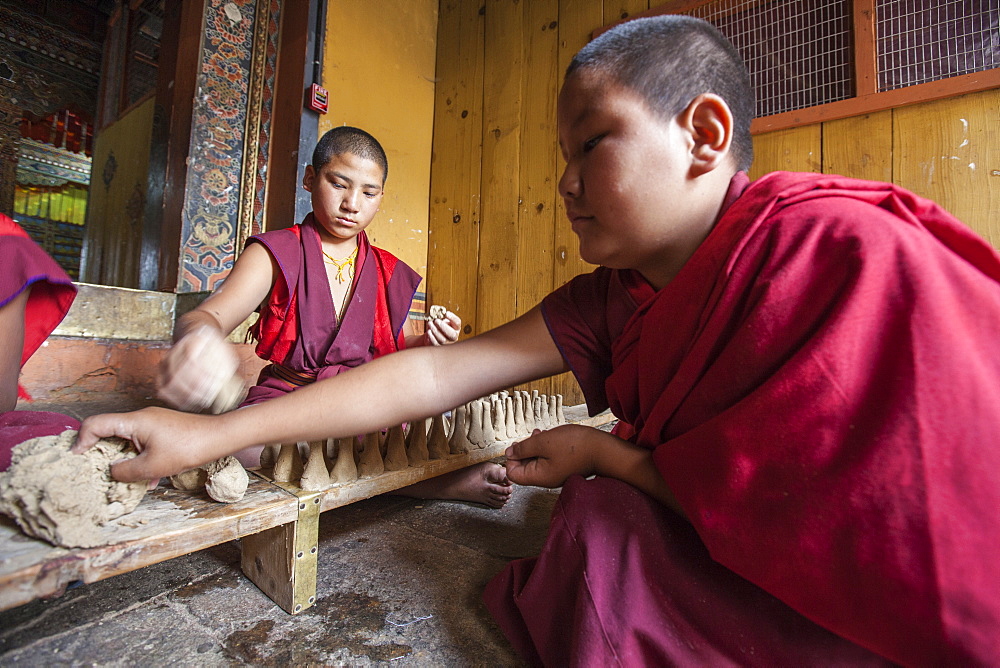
[148,0,287,293]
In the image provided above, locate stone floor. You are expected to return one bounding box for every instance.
[0,394,575,667]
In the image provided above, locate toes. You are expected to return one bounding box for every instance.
[486,483,515,496]
[483,462,510,485]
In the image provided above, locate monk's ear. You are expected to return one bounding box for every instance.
[679,94,734,177]
[303,165,316,192]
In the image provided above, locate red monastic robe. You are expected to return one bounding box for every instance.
[244,214,420,403]
[0,214,79,470]
[486,171,1000,666]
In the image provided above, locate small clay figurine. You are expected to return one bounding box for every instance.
[329,436,359,484]
[299,440,331,490]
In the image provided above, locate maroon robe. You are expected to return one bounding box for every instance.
[1,214,79,471]
[242,216,421,405]
[485,171,1000,665]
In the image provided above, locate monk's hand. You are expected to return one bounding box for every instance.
[157,326,239,412]
[504,424,604,488]
[425,310,461,345]
[74,407,213,484]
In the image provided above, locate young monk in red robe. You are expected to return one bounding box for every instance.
[156,126,512,508]
[0,213,78,470]
[77,16,1000,665]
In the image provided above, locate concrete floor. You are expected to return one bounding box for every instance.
[0,394,568,666]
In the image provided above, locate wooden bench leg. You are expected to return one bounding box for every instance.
[240,488,322,614]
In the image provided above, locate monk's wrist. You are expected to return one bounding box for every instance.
[587,427,625,479]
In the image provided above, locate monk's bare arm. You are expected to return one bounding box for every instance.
[78,306,568,481]
[226,306,563,445]
[0,288,29,412]
[591,433,685,516]
[174,242,277,341]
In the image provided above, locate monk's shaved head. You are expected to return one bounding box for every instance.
[567,15,754,172]
[313,126,389,184]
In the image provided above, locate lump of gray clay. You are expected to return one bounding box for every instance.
[170,456,249,503]
[204,456,249,502]
[170,467,208,490]
[0,430,148,548]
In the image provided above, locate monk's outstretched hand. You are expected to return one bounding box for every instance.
[504,424,615,488]
[74,407,217,484]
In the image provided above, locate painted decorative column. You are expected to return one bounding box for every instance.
[173,0,283,293]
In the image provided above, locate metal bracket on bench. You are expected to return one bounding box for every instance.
[240,484,322,614]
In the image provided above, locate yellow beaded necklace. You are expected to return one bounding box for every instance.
[322,246,358,283]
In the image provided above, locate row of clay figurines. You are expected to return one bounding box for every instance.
[169,390,567,500]
[259,390,568,491]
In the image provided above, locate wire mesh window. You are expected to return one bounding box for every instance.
[670,0,1000,119]
[683,0,854,118]
[877,0,1000,91]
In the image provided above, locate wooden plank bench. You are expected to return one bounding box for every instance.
[0,406,614,615]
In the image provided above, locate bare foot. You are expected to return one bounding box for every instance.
[394,462,513,508]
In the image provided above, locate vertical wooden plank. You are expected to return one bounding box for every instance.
[156,0,209,293]
[240,490,321,615]
[893,89,1000,249]
[264,0,310,234]
[477,0,524,335]
[604,0,649,26]
[426,0,486,335]
[515,0,560,396]
[551,0,604,405]
[749,126,822,180]
[852,0,878,97]
[822,111,892,182]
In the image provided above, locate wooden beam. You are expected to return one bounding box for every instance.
[751,68,1000,134]
[0,405,615,614]
[426,0,485,337]
[264,0,311,234]
[553,0,604,405]
[477,0,525,335]
[852,0,878,97]
[241,488,322,615]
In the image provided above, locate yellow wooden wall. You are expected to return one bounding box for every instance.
[750,88,1000,249]
[428,2,998,405]
[320,0,439,276]
[81,96,155,288]
[427,0,650,404]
